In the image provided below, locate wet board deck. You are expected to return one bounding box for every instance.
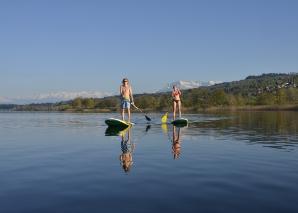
[171,118,188,127]
[105,118,134,128]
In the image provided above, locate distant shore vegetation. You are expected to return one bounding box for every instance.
[1,73,298,112]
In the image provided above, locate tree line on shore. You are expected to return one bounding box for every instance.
[2,73,298,112]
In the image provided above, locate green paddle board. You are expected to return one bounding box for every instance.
[105,118,133,128]
[171,118,188,127]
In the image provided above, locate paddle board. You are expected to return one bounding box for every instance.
[105,118,133,128]
[171,118,188,127]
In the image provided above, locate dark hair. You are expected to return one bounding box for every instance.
[122,78,129,83]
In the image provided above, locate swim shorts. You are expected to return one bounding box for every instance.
[121,99,131,109]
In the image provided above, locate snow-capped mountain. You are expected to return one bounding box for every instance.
[32,91,113,103]
[0,96,13,104]
[0,91,113,104]
[157,80,222,92]
[0,81,223,104]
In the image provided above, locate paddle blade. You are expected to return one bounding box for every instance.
[161,112,168,123]
[145,115,151,121]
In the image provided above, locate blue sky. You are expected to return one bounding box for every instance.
[1,0,298,97]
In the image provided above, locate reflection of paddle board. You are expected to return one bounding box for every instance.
[105,126,130,136]
[105,118,133,128]
[171,118,188,127]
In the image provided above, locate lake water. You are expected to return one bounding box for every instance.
[0,112,297,213]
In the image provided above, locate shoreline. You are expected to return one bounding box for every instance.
[3,104,298,113]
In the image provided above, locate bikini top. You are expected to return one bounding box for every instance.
[172,89,181,96]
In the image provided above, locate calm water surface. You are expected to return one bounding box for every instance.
[0,112,297,213]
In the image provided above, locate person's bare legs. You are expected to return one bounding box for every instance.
[128,108,131,123]
[121,108,125,121]
[178,101,181,118]
[173,101,177,120]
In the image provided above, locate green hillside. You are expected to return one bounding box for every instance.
[89,73,298,112]
[3,73,298,112]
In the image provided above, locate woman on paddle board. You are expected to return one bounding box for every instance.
[120,78,134,122]
[172,85,182,119]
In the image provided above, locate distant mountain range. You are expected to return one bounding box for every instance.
[157,80,223,92]
[0,97,11,103]
[0,91,113,104]
[0,80,221,104]
[1,73,297,111]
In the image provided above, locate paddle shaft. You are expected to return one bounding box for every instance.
[131,103,151,121]
[131,103,143,113]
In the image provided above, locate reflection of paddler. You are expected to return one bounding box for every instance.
[161,121,182,159]
[172,126,181,159]
[119,128,134,173]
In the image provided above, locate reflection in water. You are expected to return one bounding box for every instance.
[145,125,151,132]
[105,122,188,174]
[105,126,128,136]
[161,124,168,134]
[104,126,135,172]
[105,125,153,173]
[162,124,185,160]
[1,112,298,213]
[119,128,134,173]
[104,111,298,173]
[172,126,181,159]
[190,111,298,150]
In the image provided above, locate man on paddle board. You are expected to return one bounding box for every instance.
[172,85,182,119]
[120,78,134,122]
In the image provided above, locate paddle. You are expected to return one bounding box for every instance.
[161,112,168,124]
[131,103,151,121]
